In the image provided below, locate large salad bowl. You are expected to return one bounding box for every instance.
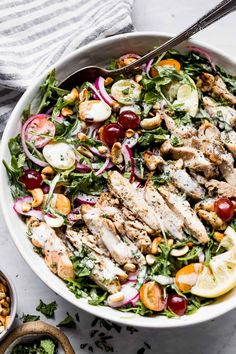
[1,32,236,328]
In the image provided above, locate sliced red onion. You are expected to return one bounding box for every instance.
[128,270,139,282]
[88,146,106,159]
[198,251,205,263]
[122,132,139,149]
[132,181,141,189]
[13,196,44,220]
[94,76,115,106]
[95,156,110,176]
[55,114,64,124]
[77,193,98,206]
[45,107,53,115]
[188,46,216,71]
[87,124,99,138]
[76,162,91,173]
[107,283,139,308]
[68,212,81,224]
[122,144,135,183]
[145,59,154,79]
[21,115,48,167]
[130,293,140,307]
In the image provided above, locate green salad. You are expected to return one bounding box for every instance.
[12,338,56,354]
[4,48,236,318]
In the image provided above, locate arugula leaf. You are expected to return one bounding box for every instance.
[20,313,40,323]
[57,312,76,328]
[72,249,94,277]
[36,299,57,318]
[170,135,183,147]
[151,172,170,188]
[216,65,236,95]
[66,171,107,199]
[138,127,168,147]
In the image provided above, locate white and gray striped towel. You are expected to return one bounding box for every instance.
[0,0,134,135]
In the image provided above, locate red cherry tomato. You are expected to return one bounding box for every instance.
[20,169,43,190]
[214,197,235,222]
[167,294,188,316]
[102,123,125,145]
[25,115,55,148]
[118,110,140,130]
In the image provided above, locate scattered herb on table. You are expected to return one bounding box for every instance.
[20,313,40,323]
[36,299,58,318]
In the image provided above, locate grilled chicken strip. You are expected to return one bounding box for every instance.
[29,222,74,280]
[197,120,236,187]
[221,130,236,156]
[206,179,236,199]
[158,185,209,244]
[160,140,216,178]
[203,96,236,130]
[195,199,227,230]
[161,111,197,139]
[96,192,152,253]
[164,162,205,200]
[197,73,236,105]
[144,180,185,240]
[81,204,146,265]
[107,171,160,231]
[66,228,127,293]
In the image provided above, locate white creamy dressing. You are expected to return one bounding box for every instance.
[43,142,76,170]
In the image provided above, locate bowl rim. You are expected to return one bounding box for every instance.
[1,31,236,328]
[0,267,17,341]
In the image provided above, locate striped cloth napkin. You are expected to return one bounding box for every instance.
[0,0,134,135]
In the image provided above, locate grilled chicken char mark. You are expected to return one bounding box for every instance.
[107,171,160,231]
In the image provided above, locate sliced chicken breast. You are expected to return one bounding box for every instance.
[29,222,74,280]
[107,171,160,231]
[81,204,146,265]
[158,185,209,244]
[144,180,185,240]
[66,228,127,293]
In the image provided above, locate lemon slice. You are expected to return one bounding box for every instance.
[191,247,236,298]
[111,79,141,105]
[174,76,199,117]
[220,226,236,250]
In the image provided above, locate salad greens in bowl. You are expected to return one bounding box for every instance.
[1,32,236,328]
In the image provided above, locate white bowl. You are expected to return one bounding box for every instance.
[1,32,236,328]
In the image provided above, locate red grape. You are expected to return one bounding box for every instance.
[214,197,235,222]
[167,294,188,316]
[20,169,43,190]
[118,110,140,130]
[102,123,125,145]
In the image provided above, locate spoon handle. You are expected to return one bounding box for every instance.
[112,0,236,75]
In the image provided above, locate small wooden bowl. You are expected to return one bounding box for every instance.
[0,320,75,354]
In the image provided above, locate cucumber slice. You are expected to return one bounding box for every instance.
[111,79,142,105]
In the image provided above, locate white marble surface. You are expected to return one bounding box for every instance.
[1,0,236,353]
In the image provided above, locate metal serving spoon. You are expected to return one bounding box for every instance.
[60,0,236,89]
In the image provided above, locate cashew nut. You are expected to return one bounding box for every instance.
[64,88,79,103]
[109,291,125,303]
[61,107,73,117]
[41,166,54,175]
[146,254,156,265]
[111,142,123,165]
[123,263,136,273]
[151,237,162,254]
[170,245,189,257]
[29,188,44,208]
[143,151,165,171]
[140,113,162,130]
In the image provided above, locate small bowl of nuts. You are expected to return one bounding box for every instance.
[0,268,17,341]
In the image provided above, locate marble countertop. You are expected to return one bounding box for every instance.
[1,0,236,353]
